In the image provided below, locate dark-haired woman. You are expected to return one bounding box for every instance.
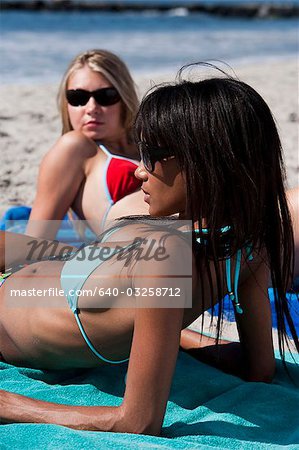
[1,72,298,435]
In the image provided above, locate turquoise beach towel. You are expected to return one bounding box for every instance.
[1,351,298,449]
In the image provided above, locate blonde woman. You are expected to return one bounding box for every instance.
[27,49,148,239]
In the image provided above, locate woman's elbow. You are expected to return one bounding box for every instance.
[114,406,162,436]
[118,418,162,436]
[127,423,161,436]
[246,364,275,383]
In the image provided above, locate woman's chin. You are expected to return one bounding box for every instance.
[149,206,175,217]
[82,129,104,141]
[149,207,160,217]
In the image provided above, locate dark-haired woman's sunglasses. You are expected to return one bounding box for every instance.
[66,87,121,107]
[138,141,175,173]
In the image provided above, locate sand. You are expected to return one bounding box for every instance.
[0,57,298,215]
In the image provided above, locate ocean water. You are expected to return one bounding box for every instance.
[0,8,298,85]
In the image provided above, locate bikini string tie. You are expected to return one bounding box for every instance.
[225,249,243,315]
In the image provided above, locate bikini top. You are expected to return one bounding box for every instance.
[60,227,138,364]
[100,144,142,204]
[99,144,142,229]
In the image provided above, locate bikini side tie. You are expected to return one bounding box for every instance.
[225,245,253,314]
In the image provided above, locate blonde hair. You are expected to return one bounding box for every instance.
[57,49,139,140]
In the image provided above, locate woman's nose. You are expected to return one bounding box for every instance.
[86,96,100,112]
[135,162,148,180]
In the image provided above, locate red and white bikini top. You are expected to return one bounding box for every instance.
[99,144,142,225]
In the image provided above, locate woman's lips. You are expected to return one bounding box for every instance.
[85,121,103,127]
[142,189,150,204]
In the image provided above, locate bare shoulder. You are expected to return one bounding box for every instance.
[42,131,98,167]
[30,131,98,220]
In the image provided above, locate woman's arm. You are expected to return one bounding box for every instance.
[26,131,96,239]
[0,390,122,431]
[180,257,275,383]
[233,258,275,382]
[119,307,184,434]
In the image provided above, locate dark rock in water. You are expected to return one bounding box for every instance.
[1,1,299,18]
[0,131,10,138]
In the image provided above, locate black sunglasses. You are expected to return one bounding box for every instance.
[66,87,121,107]
[138,141,175,173]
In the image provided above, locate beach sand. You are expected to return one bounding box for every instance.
[0,58,298,215]
[0,57,298,343]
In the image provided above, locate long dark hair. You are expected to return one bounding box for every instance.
[135,67,298,362]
